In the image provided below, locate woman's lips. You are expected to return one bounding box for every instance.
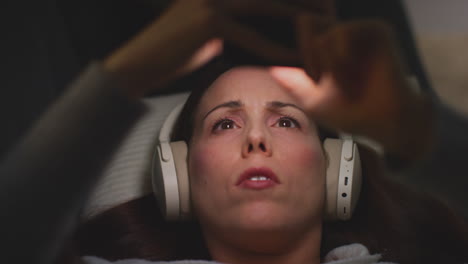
[236,167,280,190]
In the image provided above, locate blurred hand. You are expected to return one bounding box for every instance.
[104,0,302,98]
[269,7,434,160]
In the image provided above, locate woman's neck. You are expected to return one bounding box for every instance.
[203,225,322,264]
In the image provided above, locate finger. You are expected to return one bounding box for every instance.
[323,20,400,101]
[269,66,346,127]
[177,38,224,76]
[153,38,223,90]
[269,66,324,110]
[217,16,300,65]
[295,13,335,81]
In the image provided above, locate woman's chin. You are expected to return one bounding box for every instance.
[198,199,321,236]
[232,202,301,232]
[202,202,321,254]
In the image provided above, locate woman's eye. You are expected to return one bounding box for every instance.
[276,117,300,128]
[213,119,237,131]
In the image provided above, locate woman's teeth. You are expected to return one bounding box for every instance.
[249,176,270,181]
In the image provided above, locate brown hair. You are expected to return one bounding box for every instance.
[76,195,209,261]
[73,57,468,263]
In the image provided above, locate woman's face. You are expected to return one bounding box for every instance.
[189,66,326,238]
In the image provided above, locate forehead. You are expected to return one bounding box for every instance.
[198,66,298,110]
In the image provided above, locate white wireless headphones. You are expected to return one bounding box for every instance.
[152,102,362,222]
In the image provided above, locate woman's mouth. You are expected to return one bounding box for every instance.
[236,167,280,190]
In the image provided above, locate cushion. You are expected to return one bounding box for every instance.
[82,92,189,219]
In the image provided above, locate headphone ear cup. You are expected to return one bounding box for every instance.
[170,141,191,220]
[152,142,180,221]
[151,101,189,221]
[323,138,342,221]
[323,138,362,221]
[350,147,362,217]
[151,141,190,221]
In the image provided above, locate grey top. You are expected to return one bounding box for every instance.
[82,243,394,264]
[0,63,466,264]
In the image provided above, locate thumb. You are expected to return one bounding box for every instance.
[269,66,324,110]
[177,38,224,76]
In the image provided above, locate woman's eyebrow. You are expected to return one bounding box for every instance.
[203,100,243,120]
[267,101,305,113]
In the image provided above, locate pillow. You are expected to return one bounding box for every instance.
[82,92,190,220]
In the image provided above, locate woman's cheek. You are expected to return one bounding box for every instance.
[189,144,213,183]
[189,144,215,212]
[301,144,323,167]
[281,140,326,186]
[189,140,233,185]
[188,141,236,217]
[281,135,323,165]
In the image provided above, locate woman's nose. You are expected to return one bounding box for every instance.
[242,126,272,158]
